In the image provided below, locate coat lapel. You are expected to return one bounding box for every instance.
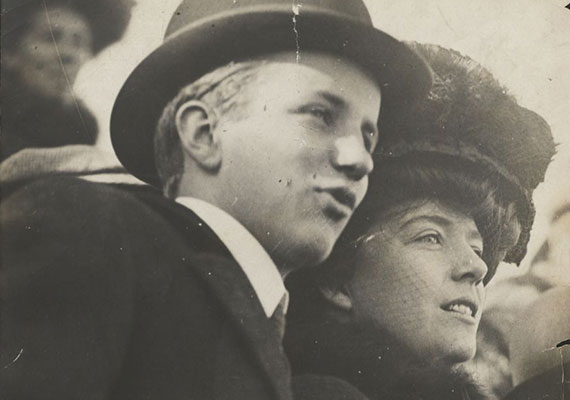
[132,190,292,400]
[191,252,292,400]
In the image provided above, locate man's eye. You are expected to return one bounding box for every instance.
[364,129,378,153]
[307,106,333,125]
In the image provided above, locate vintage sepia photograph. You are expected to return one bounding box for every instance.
[1,0,569,399]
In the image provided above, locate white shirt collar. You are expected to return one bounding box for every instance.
[176,197,288,318]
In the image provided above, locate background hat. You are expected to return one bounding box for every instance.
[1,0,135,54]
[110,0,433,187]
[375,43,556,264]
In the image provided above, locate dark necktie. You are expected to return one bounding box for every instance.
[270,294,288,341]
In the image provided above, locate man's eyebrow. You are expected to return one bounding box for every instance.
[316,91,379,136]
[315,91,347,110]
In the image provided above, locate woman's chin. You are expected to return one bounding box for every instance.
[416,341,476,370]
[441,344,476,366]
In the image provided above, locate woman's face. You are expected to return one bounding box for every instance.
[347,200,488,365]
[10,6,93,100]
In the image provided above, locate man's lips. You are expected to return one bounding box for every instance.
[316,187,357,211]
[314,186,358,222]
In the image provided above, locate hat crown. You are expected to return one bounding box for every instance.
[110,0,432,203]
[166,0,372,38]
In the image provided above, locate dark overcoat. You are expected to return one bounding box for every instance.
[0,176,292,400]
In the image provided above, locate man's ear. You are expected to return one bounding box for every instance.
[175,100,221,172]
[319,286,353,313]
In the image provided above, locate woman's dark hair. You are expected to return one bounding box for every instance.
[318,152,522,289]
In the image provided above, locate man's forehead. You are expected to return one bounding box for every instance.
[251,50,374,78]
[249,53,381,100]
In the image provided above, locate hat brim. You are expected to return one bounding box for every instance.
[111,7,432,187]
[375,142,535,267]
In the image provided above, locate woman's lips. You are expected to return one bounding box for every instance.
[441,299,478,319]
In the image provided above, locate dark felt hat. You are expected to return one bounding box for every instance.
[110,0,433,187]
[375,43,556,265]
[1,0,135,54]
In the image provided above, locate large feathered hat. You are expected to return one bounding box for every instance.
[375,43,556,265]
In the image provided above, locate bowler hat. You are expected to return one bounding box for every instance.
[111,0,433,187]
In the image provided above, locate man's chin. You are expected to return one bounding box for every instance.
[277,236,336,275]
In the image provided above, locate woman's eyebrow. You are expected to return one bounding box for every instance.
[399,214,452,230]
[467,229,483,244]
[401,215,483,243]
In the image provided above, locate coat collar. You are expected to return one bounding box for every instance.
[130,189,292,400]
[175,196,287,318]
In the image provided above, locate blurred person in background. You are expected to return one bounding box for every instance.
[505,285,570,399]
[0,0,134,161]
[477,200,570,399]
[284,43,555,400]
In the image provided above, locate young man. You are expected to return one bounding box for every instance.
[0,0,431,399]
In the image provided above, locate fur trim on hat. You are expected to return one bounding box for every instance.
[377,43,556,264]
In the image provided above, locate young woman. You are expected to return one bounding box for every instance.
[284,43,555,400]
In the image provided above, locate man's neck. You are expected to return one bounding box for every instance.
[175,196,288,317]
[178,188,293,276]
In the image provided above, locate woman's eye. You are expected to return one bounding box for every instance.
[416,233,441,245]
[472,247,483,259]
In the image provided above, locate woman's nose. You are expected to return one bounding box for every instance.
[451,247,488,284]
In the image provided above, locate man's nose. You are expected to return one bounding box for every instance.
[331,134,373,181]
[451,246,488,285]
